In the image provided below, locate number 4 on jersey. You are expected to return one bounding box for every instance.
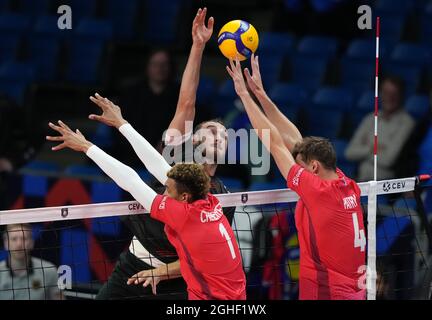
[352,213,366,252]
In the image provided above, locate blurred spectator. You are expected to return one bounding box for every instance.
[0,224,62,300]
[109,48,213,168]
[345,76,415,181]
[118,48,179,148]
[107,49,180,168]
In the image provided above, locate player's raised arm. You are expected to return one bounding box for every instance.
[89,93,171,185]
[244,54,302,152]
[165,7,214,143]
[226,58,296,178]
[46,121,157,210]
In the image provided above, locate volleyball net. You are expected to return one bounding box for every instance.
[0,173,431,300]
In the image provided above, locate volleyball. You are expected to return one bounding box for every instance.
[217,20,259,61]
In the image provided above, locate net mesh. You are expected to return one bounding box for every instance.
[0,173,431,300]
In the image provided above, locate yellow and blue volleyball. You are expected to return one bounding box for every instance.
[217,20,259,61]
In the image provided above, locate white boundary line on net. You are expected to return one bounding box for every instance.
[0,177,416,225]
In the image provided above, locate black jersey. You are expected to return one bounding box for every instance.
[121,132,236,264]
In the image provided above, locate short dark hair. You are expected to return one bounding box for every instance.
[193,118,225,134]
[292,136,337,171]
[167,163,210,202]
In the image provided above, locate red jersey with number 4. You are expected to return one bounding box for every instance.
[150,193,246,300]
[287,164,366,300]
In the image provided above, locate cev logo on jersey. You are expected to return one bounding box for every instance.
[292,167,304,186]
[200,203,223,223]
[343,195,358,210]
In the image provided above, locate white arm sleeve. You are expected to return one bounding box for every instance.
[86,145,157,210]
[119,123,171,185]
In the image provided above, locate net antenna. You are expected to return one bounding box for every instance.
[367,16,380,300]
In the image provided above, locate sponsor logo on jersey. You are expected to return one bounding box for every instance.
[292,167,304,186]
[159,196,167,210]
[343,194,358,210]
[200,203,223,223]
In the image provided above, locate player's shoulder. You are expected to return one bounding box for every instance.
[191,194,221,214]
[288,164,323,189]
[205,192,221,206]
[336,168,362,194]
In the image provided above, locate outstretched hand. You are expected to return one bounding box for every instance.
[46,120,93,153]
[226,58,249,97]
[244,54,264,94]
[127,269,167,295]
[192,7,214,47]
[89,93,128,129]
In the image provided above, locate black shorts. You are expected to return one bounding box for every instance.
[96,250,187,300]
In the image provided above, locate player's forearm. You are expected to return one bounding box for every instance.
[168,44,205,134]
[239,93,286,156]
[254,90,302,151]
[178,44,205,108]
[240,93,295,177]
[160,260,182,280]
[119,123,171,185]
[86,145,157,210]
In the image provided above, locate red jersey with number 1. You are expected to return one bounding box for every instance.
[287,164,366,300]
[150,193,246,300]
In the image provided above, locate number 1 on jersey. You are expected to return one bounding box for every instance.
[219,223,236,259]
[352,213,366,252]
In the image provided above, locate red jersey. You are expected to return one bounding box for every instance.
[287,164,366,300]
[150,193,246,300]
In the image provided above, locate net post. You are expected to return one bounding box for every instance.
[367,180,377,300]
